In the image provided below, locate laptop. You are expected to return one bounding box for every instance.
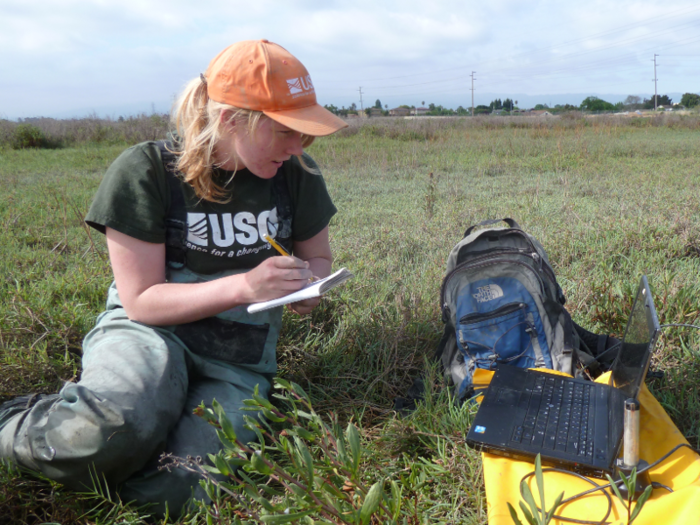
[465,276,660,478]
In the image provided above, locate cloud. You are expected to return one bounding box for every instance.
[1,0,698,118]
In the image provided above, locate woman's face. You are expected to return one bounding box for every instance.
[217,116,304,178]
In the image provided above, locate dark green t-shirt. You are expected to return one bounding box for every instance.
[85,142,337,274]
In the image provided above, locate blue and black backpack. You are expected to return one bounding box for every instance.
[435,219,617,402]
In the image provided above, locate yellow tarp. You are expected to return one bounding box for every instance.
[473,368,700,524]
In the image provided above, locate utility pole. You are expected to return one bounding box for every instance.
[652,54,659,111]
[358,87,364,111]
[470,71,476,116]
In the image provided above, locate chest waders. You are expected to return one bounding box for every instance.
[156,140,294,377]
[0,143,296,517]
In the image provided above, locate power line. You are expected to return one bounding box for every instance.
[321,5,700,86]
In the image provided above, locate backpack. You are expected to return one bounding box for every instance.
[435,219,607,401]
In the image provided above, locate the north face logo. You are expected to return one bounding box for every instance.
[473,284,504,303]
[287,76,314,96]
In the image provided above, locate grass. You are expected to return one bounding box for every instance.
[2,114,700,523]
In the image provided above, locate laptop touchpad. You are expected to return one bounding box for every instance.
[496,387,520,406]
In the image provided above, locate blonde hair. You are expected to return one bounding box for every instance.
[170,77,316,203]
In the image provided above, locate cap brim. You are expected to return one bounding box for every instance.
[264,104,348,137]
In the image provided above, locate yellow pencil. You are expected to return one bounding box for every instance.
[262,233,290,256]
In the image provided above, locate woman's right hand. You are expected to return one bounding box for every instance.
[242,255,314,303]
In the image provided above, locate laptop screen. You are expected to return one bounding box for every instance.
[611,276,660,399]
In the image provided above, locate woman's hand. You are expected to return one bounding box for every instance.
[242,256,314,301]
[287,296,322,315]
[284,227,333,316]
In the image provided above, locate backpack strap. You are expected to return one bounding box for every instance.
[271,169,294,255]
[572,321,621,378]
[156,140,188,269]
[463,217,520,237]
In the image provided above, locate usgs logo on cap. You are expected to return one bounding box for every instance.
[287,76,315,98]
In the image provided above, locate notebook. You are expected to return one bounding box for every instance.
[247,267,354,313]
[465,275,660,478]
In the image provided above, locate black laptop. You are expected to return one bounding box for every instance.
[465,276,660,478]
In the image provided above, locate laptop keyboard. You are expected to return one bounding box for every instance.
[510,374,595,460]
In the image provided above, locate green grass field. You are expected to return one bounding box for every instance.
[1,114,700,524]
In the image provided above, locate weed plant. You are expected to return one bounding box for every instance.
[1,115,700,523]
[0,113,170,149]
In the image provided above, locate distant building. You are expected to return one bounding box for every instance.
[389,107,411,116]
[527,110,553,117]
[369,107,383,116]
[414,107,429,115]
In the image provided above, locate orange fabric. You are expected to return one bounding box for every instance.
[477,369,700,524]
[205,40,347,136]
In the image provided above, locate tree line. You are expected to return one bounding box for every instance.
[323,92,700,117]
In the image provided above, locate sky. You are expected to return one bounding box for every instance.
[2,0,700,120]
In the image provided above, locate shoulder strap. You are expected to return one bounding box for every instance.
[271,171,294,254]
[155,140,188,269]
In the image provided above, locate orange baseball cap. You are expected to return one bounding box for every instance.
[205,40,347,137]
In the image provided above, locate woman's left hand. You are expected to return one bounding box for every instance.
[288,227,333,316]
[287,296,322,315]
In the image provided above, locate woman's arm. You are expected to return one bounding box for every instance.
[287,226,333,315]
[106,227,314,325]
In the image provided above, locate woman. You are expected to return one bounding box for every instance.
[0,39,347,515]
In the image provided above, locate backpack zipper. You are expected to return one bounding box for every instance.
[459,302,526,324]
[441,258,546,321]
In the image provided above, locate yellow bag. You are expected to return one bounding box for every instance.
[473,369,700,524]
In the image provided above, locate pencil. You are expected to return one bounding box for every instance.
[262,233,290,256]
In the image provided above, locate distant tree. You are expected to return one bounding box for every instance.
[384,104,388,109]
[503,98,514,111]
[624,95,641,107]
[643,94,672,109]
[349,102,357,111]
[374,99,382,109]
[680,93,700,108]
[474,104,491,115]
[658,94,672,106]
[533,103,550,110]
[580,96,614,111]
[428,103,436,111]
[421,101,425,106]
[456,106,469,115]
[426,105,455,116]
[323,104,339,115]
[365,107,372,117]
[490,98,503,110]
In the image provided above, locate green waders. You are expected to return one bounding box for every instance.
[0,266,283,516]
